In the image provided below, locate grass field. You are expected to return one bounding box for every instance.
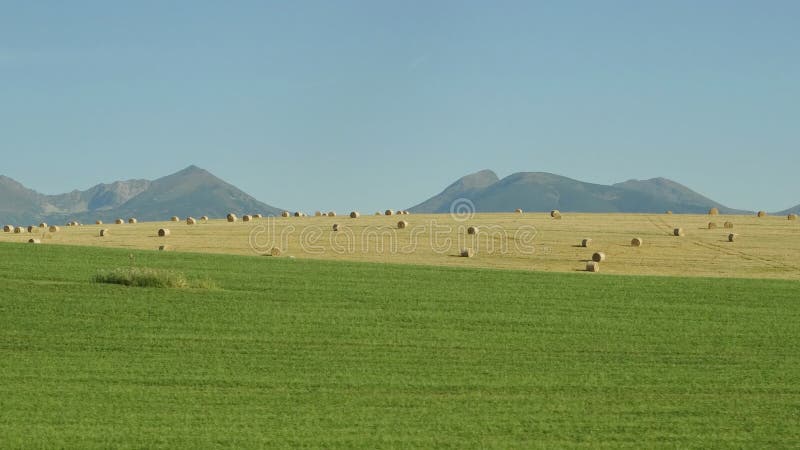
[1,242,799,447]
[3,212,799,279]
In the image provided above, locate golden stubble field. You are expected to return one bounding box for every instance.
[3,212,799,280]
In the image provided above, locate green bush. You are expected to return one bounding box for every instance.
[93,267,213,289]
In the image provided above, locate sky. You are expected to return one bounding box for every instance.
[1,1,798,212]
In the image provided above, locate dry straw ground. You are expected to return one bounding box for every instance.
[2,212,799,280]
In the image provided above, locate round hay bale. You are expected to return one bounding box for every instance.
[38,222,47,228]
[128,218,137,224]
[281,211,290,218]
[515,208,523,214]
[158,245,168,251]
[332,224,339,232]
[254,214,262,219]
[270,247,282,257]
[403,211,410,215]
[550,210,561,218]
[322,213,328,217]
[100,229,109,237]
[328,211,337,217]
[294,212,302,217]
[200,216,209,222]
[48,226,60,233]
[581,238,592,248]
[397,220,408,229]
[242,215,252,222]
[3,225,12,233]
[467,226,478,235]
[665,210,673,215]
[673,228,684,237]
[186,217,197,225]
[28,238,41,244]
[385,209,394,216]
[724,222,734,229]
[27,225,35,233]
[708,222,718,229]
[586,261,600,272]
[709,207,719,215]
[788,214,798,221]
[631,237,643,247]
[115,219,124,225]
[170,216,179,222]
[158,228,171,237]
[14,226,23,234]
[350,211,360,219]
[314,211,322,217]
[592,252,606,262]
[460,248,474,258]
[757,211,767,217]
[728,233,737,242]
[227,213,237,223]
[95,220,103,225]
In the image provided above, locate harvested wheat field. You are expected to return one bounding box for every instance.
[2,212,798,280]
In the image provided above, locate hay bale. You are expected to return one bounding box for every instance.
[586,261,600,272]
[3,225,12,233]
[550,210,561,218]
[27,225,35,233]
[115,219,124,225]
[158,245,168,251]
[385,209,394,216]
[581,238,592,248]
[665,210,673,214]
[294,212,302,217]
[270,247,282,256]
[631,237,643,247]
[100,229,109,237]
[460,248,474,258]
[38,222,47,228]
[128,218,137,224]
[724,222,734,229]
[673,228,684,237]
[350,211,360,219]
[397,220,408,229]
[757,211,767,217]
[242,215,252,222]
[467,226,478,235]
[728,233,737,242]
[332,224,339,232]
[515,208,523,214]
[281,211,290,218]
[788,214,798,221]
[227,213,237,223]
[48,226,60,233]
[322,213,328,217]
[28,238,41,244]
[709,207,719,215]
[254,214,262,219]
[158,228,171,237]
[592,252,606,262]
[200,216,209,221]
[170,216,179,222]
[14,227,23,234]
[95,220,103,225]
[328,211,337,217]
[186,217,197,225]
[708,222,718,229]
[315,211,322,217]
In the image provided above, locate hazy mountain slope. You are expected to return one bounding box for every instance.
[410,171,749,214]
[0,176,47,225]
[775,205,800,215]
[409,170,500,213]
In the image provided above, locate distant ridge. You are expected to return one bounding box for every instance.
[0,165,282,225]
[409,170,751,215]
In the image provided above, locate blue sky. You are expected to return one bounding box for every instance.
[1,1,798,212]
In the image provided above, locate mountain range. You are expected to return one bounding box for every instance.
[1,166,796,225]
[0,166,281,225]
[410,170,758,215]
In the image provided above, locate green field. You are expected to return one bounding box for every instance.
[1,242,799,448]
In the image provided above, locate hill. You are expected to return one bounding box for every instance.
[410,170,749,214]
[776,204,800,215]
[0,166,282,225]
